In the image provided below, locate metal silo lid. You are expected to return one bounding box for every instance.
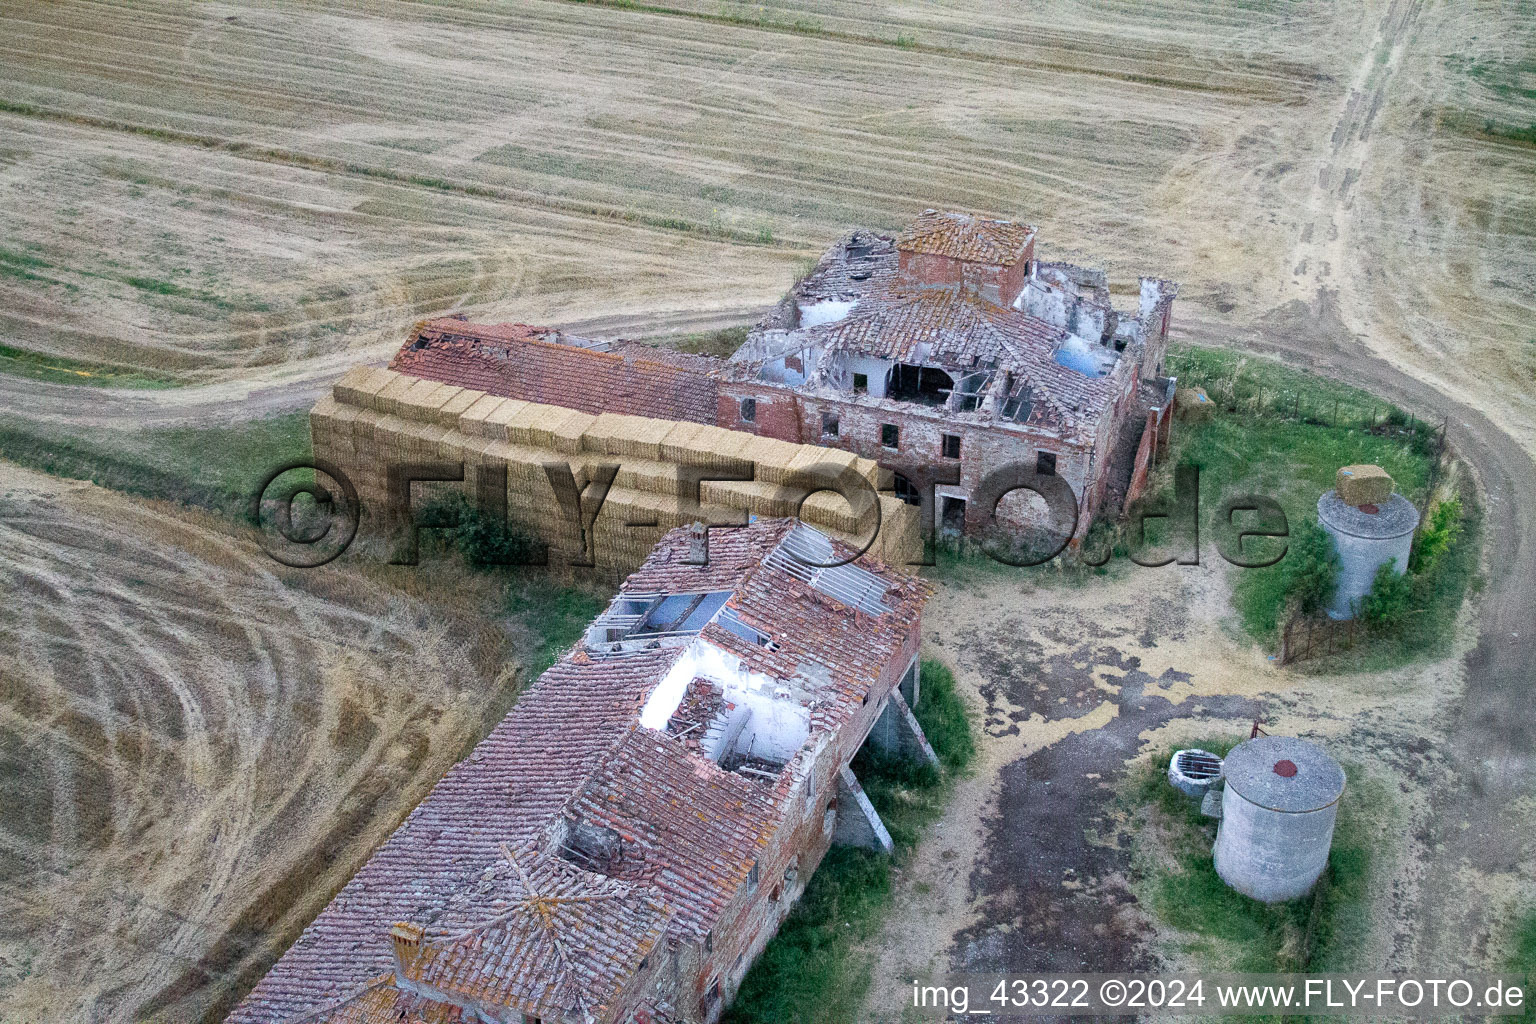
[1222,736,1345,812]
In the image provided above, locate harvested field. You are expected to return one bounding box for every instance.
[2,0,1530,437]
[0,463,526,1024]
[0,2,1390,371]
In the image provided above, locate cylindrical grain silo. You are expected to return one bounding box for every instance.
[1317,466,1419,620]
[1213,735,1345,903]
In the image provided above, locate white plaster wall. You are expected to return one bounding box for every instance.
[637,639,810,762]
[844,354,893,398]
[798,299,857,328]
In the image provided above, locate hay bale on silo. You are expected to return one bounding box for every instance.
[1335,464,1393,507]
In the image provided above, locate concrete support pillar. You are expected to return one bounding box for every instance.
[867,690,940,770]
[832,764,893,855]
[899,658,920,708]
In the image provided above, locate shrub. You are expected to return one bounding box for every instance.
[1285,517,1340,616]
[1410,497,1462,574]
[415,492,542,568]
[1360,559,1413,627]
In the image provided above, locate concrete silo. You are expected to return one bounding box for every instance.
[1317,465,1419,619]
[1213,735,1345,903]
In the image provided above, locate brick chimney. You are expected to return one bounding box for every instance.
[390,921,426,975]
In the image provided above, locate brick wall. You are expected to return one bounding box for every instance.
[896,245,1034,306]
[681,623,922,1022]
[718,379,1095,537]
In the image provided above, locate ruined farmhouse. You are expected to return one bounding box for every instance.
[386,210,1178,544]
[229,519,935,1024]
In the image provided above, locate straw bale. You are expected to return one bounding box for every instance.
[701,479,798,518]
[676,424,753,470]
[374,374,418,417]
[434,387,486,428]
[739,435,802,484]
[397,378,456,421]
[458,395,510,438]
[800,488,867,536]
[613,459,685,498]
[548,411,597,455]
[504,402,563,446]
[480,399,530,442]
[875,496,921,566]
[333,366,398,409]
[658,421,705,464]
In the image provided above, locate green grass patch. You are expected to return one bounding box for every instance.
[0,412,311,517]
[726,659,974,1023]
[1509,910,1536,1021]
[0,342,178,389]
[1160,346,1477,665]
[1128,739,1377,977]
[1166,347,1422,432]
[503,578,607,675]
[643,325,750,359]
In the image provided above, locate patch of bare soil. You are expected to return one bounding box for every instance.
[856,549,1484,1021]
[0,463,517,1023]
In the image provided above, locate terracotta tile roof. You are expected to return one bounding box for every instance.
[620,521,929,732]
[389,319,722,424]
[562,726,783,938]
[896,210,1037,266]
[227,647,683,1024]
[283,976,465,1024]
[401,844,671,1022]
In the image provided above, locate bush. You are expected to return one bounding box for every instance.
[1410,497,1462,574]
[1360,559,1413,627]
[415,492,542,568]
[1284,517,1340,616]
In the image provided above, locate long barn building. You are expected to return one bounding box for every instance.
[228,519,935,1024]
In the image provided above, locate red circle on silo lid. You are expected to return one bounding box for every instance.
[1360,503,1380,514]
[1273,759,1298,777]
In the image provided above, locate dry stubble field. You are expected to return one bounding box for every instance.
[0,0,1526,423]
[0,464,521,1024]
[0,0,1533,1021]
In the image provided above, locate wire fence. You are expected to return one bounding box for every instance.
[1279,613,1359,665]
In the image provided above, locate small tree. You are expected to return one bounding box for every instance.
[1285,517,1340,616]
[1360,559,1414,628]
